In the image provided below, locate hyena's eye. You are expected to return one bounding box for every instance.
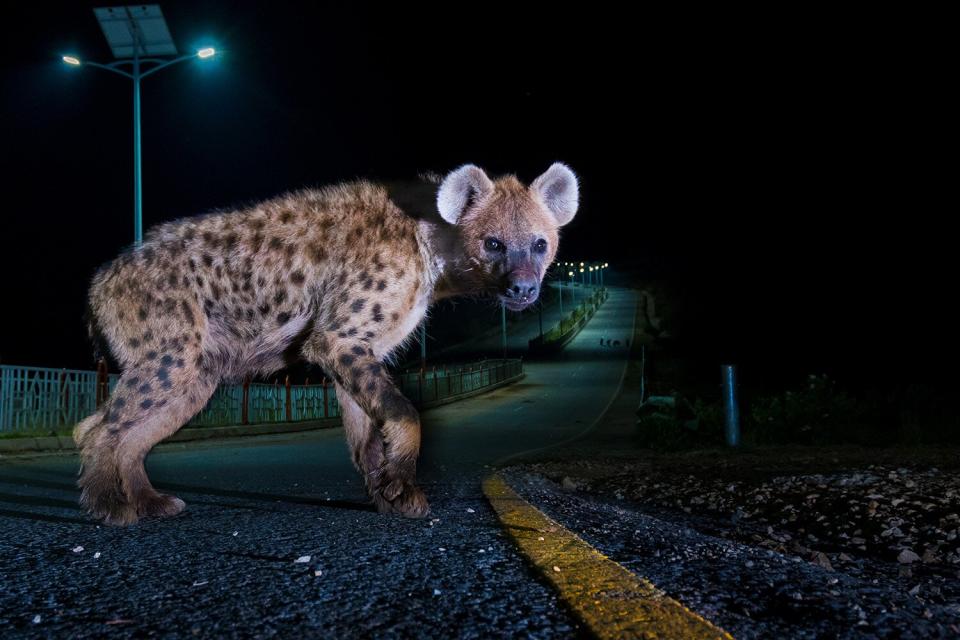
[484,238,505,253]
[532,239,548,254]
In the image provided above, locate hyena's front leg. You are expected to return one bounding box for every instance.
[308,335,429,517]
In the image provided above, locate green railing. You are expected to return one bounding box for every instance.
[398,359,524,406]
[1,358,524,433]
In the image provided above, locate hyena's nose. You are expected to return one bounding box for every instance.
[506,277,539,302]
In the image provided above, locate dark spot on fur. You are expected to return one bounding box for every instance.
[308,243,327,264]
[257,276,266,288]
[157,367,169,381]
[279,211,293,224]
[161,380,173,390]
[160,354,174,367]
[258,303,271,316]
[121,420,135,430]
[363,278,373,291]
[351,345,366,356]
[337,272,348,286]
[365,331,375,338]
[376,280,387,291]
[277,312,291,324]
[251,218,265,230]
[146,351,158,361]
[128,338,141,349]
[181,301,195,326]
[274,289,287,305]
[339,353,355,367]
[125,377,140,388]
[184,228,196,241]
[371,304,384,323]
[224,232,238,250]
[176,358,185,368]
[202,231,216,245]
[391,312,400,322]
[143,330,154,342]
[215,265,223,279]
[350,298,366,313]
[291,270,305,285]
[140,399,154,410]
[202,253,213,267]
[168,273,179,288]
[138,307,148,321]
[139,383,152,394]
[114,398,126,408]
[269,237,283,251]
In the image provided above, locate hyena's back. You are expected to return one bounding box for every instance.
[88,182,422,379]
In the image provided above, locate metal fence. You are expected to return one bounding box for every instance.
[0,358,523,433]
[0,365,120,433]
[398,359,524,406]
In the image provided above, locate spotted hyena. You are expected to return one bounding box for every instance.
[75,163,579,525]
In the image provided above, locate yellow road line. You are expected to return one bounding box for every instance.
[483,474,733,640]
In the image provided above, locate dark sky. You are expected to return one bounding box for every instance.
[1,3,953,390]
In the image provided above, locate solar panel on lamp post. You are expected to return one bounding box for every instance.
[61,5,216,246]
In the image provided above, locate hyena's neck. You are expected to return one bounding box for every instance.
[416,220,475,301]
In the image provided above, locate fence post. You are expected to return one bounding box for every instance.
[722,365,741,447]
[96,358,108,407]
[59,369,67,420]
[321,377,329,418]
[284,375,292,422]
[241,377,250,425]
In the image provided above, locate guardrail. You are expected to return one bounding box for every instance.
[1,358,525,433]
[398,359,524,407]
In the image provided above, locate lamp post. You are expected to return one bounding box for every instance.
[62,5,217,246]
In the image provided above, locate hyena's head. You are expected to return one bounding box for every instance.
[436,163,579,311]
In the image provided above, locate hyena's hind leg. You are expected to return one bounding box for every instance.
[75,360,217,525]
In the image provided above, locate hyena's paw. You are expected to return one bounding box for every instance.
[137,493,186,520]
[374,480,430,519]
[80,487,139,526]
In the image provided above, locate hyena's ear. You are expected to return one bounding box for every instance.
[531,163,579,226]
[436,164,494,224]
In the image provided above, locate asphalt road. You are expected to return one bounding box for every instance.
[0,289,637,638]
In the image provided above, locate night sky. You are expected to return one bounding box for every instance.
[1,3,953,391]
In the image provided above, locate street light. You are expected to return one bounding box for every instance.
[62,5,217,246]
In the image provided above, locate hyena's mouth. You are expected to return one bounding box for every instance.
[500,296,534,312]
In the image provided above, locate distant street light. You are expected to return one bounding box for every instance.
[61,5,217,246]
